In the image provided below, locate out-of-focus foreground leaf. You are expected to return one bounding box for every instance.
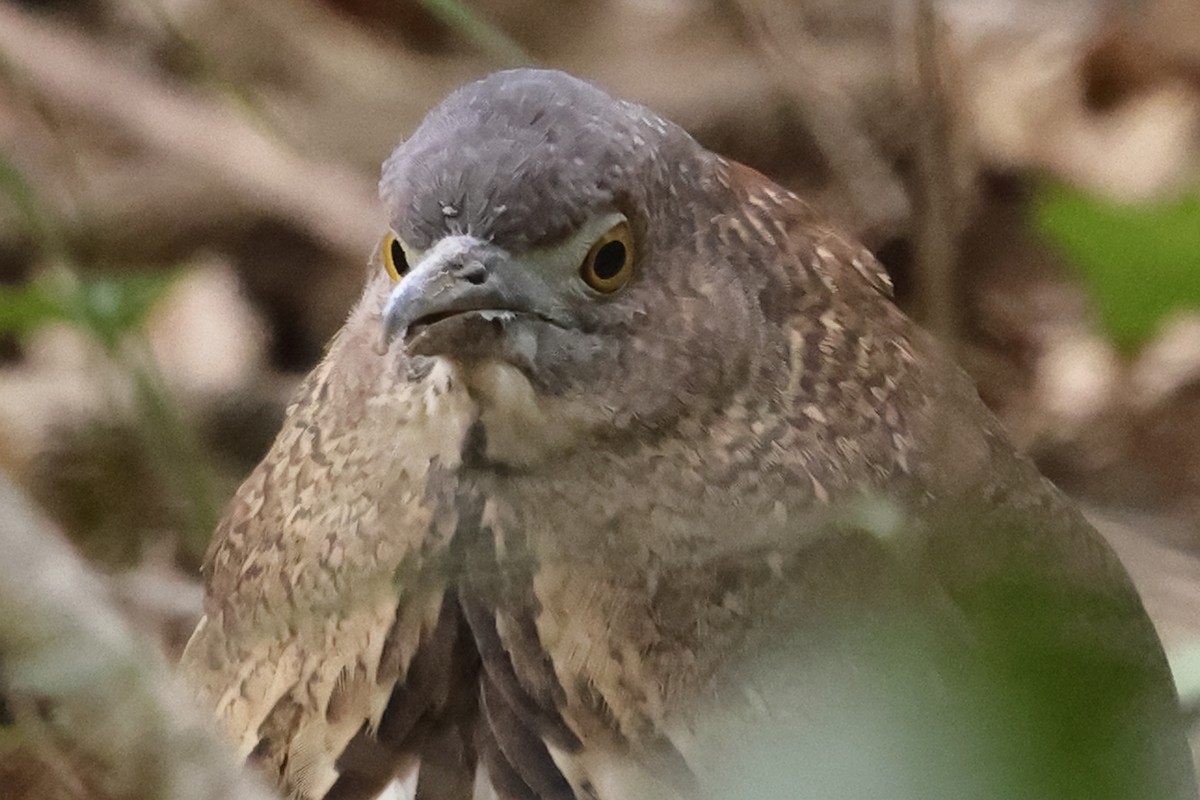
[1033,181,1200,351]
[0,146,177,350]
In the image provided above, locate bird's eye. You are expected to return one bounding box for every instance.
[580,222,634,294]
[382,232,410,282]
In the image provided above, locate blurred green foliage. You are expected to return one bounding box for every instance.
[417,0,532,66]
[0,149,218,566]
[0,270,176,352]
[0,118,175,352]
[1034,181,1200,351]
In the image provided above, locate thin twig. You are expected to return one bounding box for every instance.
[723,0,911,242]
[905,0,962,346]
[120,337,222,564]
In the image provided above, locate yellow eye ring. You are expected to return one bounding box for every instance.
[381,232,409,282]
[580,221,634,293]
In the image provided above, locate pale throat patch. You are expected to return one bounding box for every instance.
[460,360,604,467]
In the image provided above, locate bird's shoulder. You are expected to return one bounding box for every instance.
[715,159,895,301]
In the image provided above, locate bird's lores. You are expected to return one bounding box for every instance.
[181,70,1197,800]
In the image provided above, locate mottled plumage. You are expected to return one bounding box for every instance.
[181,70,1197,800]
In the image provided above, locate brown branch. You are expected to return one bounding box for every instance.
[0,2,381,263]
[0,474,275,800]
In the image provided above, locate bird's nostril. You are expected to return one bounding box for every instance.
[459,262,488,286]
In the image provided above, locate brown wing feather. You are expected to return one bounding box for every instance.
[180,277,479,799]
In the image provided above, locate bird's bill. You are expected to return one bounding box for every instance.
[382,234,567,356]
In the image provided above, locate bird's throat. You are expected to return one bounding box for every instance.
[459,360,605,468]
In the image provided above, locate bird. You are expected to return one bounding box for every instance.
[180,69,1198,800]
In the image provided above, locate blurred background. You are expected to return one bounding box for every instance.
[1,0,1199,793]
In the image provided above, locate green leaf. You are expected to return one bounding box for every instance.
[0,280,68,338]
[0,271,178,350]
[1033,181,1200,351]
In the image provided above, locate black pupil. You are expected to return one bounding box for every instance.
[390,238,409,275]
[592,240,626,281]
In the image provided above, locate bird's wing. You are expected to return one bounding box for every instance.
[734,165,1199,799]
[487,492,998,800]
[180,284,480,800]
[523,163,1196,799]
[720,160,895,301]
[509,463,1198,800]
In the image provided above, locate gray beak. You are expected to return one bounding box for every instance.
[382,235,494,346]
[381,234,574,350]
